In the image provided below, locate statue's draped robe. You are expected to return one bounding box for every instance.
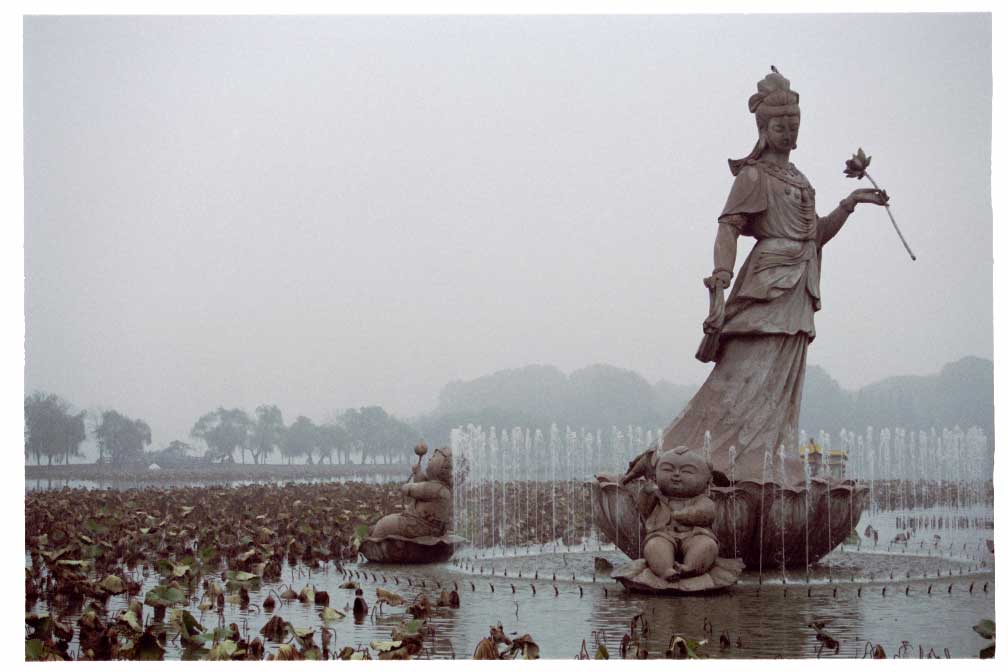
[655,160,847,485]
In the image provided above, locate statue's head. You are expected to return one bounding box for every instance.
[653,445,712,498]
[750,67,800,132]
[426,447,453,487]
[730,66,801,174]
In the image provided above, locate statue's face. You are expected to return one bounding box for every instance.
[655,450,711,497]
[766,115,800,153]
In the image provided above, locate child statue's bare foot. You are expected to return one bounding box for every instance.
[662,562,686,581]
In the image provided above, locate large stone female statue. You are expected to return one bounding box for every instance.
[623,67,889,487]
[595,68,880,571]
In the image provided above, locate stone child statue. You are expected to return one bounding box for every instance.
[640,446,719,581]
[371,446,452,539]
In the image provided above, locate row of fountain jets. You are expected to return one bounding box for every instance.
[448,424,992,559]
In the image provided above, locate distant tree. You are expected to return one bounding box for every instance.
[382,417,422,465]
[342,406,419,465]
[93,410,152,465]
[190,408,251,463]
[145,440,195,467]
[282,416,318,464]
[250,404,285,464]
[316,422,350,465]
[163,440,193,461]
[86,409,107,463]
[24,392,87,465]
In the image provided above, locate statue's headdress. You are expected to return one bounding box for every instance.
[729,66,801,175]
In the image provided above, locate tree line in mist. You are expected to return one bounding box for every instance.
[24,395,419,467]
[24,356,992,468]
[412,357,993,447]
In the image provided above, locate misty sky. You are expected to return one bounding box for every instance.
[23,14,992,448]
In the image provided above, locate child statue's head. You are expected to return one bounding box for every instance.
[653,445,713,498]
[426,447,453,487]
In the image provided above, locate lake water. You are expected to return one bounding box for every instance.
[27,542,994,660]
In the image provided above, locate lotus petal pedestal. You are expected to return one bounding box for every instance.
[593,477,868,569]
[359,534,467,564]
[613,557,745,594]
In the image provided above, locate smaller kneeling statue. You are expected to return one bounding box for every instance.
[612,445,743,594]
[359,443,466,564]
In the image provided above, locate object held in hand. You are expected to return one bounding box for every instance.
[843,148,915,261]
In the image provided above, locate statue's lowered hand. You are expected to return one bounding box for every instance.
[702,276,726,334]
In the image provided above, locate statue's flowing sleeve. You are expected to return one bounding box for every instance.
[718,164,768,233]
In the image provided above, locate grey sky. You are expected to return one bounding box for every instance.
[24,14,992,448]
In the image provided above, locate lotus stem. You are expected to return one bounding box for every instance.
[864,173,916,261]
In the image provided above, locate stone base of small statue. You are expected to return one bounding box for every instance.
[359,534,468,565]
[359,444,467,565]
[612,556,745,595]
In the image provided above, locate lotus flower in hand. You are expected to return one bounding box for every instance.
[843,148,871,180]
[841,147,915,261]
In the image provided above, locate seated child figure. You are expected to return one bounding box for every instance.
[371,447,452,539]
[641,445,719,581]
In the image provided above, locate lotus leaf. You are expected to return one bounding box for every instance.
[236,548,257,562]
[321,607,346,622]
[272,644,300,661]
[260,615,290,643]
[376,587,405,606]
[170,609,204,642]
[291,625,314,639]
[508,634,540,660]
[207,639,240,661]
[41,546,72,562]
[144,584,186,607]
[379,646,411,660]
[119,610,143,633]
[974,619,995,639]
[370,640,403,652]
[84,519,109,535]
[226,569,257,582]
[135,630,166,661]
[25,638,65,662]
[56,559,90,568]
[191,627,232,646]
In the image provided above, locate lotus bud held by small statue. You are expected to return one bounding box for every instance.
[359,446,466,564]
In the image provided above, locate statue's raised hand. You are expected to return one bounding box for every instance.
[849,187,889,207]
